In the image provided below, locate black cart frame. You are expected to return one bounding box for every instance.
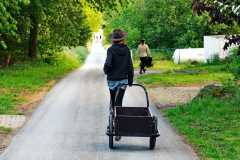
[106,84,160,149]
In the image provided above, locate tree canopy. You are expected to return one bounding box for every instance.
[191,0,240,25]
[0,0,132,66]
[1,0,239,66]
[190,0,240,54]
[103,0,240,49]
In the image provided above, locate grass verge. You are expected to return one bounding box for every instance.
[136,60,233,87]
[133,60,185,70]
[0,46,88,115]
[137,70,233,87]
[163,87,240,159]
[134,51,239,159]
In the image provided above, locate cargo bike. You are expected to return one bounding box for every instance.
[106,84,160,149]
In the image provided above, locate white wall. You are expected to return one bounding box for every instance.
[204,35,237,63]
[204,36,218,63]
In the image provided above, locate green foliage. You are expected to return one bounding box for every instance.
[85,0,133,12]
[103,0,240,49]
[0,46,88,114]
[0,0,104,62]
[82,5,102,33]
[25,0,93,58]
[225,48,240,83]
[163,86,240,159]
[206,54,222,65]
[0,0,28,50]
[103,0,143,49]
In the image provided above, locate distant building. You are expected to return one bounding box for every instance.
[204,35,237,63]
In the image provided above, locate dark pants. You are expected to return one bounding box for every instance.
[109,88,125,107]
[140,57,147,70]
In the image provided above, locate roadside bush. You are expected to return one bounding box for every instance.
[206,54,223,65]
[225,47,240,83]
[183,59,200,68]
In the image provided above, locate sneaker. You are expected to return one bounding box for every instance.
[143,69,146,73]
[139,71,143,74]
[115,136,121,141]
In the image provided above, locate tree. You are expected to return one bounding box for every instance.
[191,0,240,25]
[1,0,132,62]
[103,0,240,49]
[85,0,132,12]
[26,0,132,58]
[0,0,30,66]
[190,0,240,54]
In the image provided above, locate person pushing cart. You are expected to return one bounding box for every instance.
[103,28,134,141]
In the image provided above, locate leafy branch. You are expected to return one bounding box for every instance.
[190,0,240,54]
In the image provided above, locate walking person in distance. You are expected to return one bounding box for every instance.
[135,38,151,74]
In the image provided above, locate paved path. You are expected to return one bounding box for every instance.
[0,42,200,160]
[149,86,202,108]
[134,70,202,108]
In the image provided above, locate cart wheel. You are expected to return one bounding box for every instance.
[150,116,158,149]
[109,115,114,149]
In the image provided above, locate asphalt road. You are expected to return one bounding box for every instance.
[0,42,200,160]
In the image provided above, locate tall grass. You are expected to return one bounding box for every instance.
[0,47,88,114]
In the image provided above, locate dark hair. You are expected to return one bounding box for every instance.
[112,40,122,44]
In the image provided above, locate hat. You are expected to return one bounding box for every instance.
[140,38,146,41]
[109,28,127,41]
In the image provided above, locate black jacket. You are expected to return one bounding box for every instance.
[103,43,134,84]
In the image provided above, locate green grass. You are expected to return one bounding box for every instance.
[134,58,239,159]
[137,71,233,87]
[134,54,240,159]
[0,126,12,133]
[0,46,88,115]
[163,88,240,159]
[133,60,185,70]
[136,60,233,87]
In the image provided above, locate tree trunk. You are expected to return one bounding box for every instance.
[28,15,39,58]
[5,54,11,66]
[1,57,3,66]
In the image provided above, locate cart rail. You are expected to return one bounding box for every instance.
[118,84,149,108]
